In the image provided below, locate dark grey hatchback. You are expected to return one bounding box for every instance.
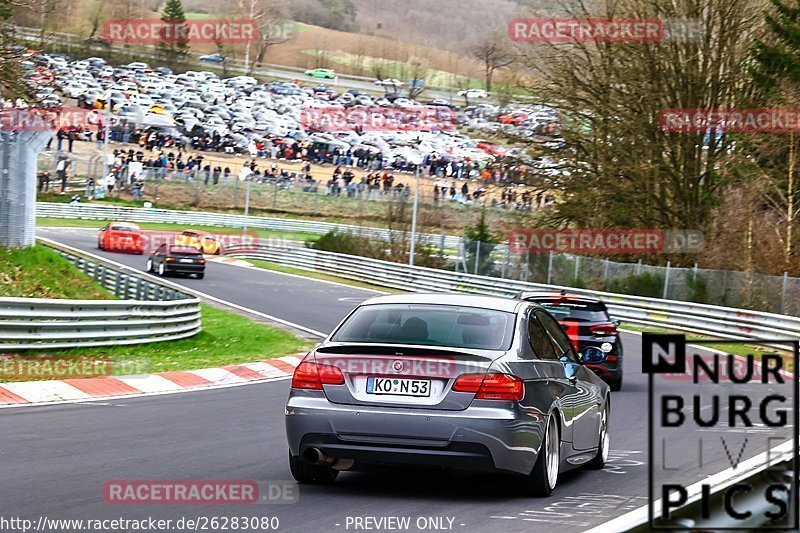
[285,293,611,496]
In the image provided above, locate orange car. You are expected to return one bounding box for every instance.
[174,230,222,255]
[498,112,529,126]
[97,222,145,254]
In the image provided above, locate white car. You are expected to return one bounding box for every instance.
[375,78,404,87]
[458,89,489,99]
[62,83,87,98]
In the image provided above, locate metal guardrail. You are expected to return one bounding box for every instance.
[36,202,461,248]
[224,244,800,344]
[0,238,201,350]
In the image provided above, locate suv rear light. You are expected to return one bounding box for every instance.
[291,362,345,390]
[453,373,524,401]
[589,323,617,336]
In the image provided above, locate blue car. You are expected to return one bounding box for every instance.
[199,53,225,64]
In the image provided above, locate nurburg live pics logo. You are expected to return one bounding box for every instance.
[643,333,799,530]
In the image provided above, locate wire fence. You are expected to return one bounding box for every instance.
[459,241,798,316]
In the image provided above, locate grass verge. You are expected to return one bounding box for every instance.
[2,305,313,382]
[0,245,114,299]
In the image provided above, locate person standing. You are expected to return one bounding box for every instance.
[56,157,68,192]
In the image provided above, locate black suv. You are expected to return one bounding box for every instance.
[516,291,623,390]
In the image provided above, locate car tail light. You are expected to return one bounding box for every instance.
[198,258,206,264]
[165,257,175,262]
[291,362,344,390]
[453,373,524,401]
[589,323,617,336]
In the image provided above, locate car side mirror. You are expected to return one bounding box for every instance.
[612,319,621,327]
[580,347,606,365]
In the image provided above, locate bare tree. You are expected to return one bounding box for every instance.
[83,0,106,39]
[469,32,515,92]
[515,0,764,234]
[11,0,69,47]
[238,0,293,74]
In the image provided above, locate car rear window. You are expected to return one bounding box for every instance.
[169,246,201,255]
[331,304,516,350]
[111,224,139,231]
[534,300,609,322]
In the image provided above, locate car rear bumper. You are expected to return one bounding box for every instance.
[285,393,541,475]
[165,263,205,274]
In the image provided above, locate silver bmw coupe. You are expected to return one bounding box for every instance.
[285,293,611,496]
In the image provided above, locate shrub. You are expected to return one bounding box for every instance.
[605,272,664,298]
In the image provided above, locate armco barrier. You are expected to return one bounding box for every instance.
[36,202,461,248]
[224,243,800,344]
[0,238,201,350]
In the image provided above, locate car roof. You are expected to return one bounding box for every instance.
[359,293,523,313]
[516,290,602,304]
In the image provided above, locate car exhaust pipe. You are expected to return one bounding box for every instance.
[302,448,355,471]
[302,447,325,464]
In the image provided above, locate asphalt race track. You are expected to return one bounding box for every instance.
[0,227,792,533]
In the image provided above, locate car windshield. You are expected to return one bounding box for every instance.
[535,301,609,323]
[331,304,516,350]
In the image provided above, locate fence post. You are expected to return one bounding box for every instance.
[501,245,509,279]
[574,256,580,283]
[474,241,481,276]
[603,258,609,282]
[547,251,553,285]
[636,259,642,275]
[781,271,788,314]
[662,261,671,299]
[114,272,121,297]
[693,263,698,282]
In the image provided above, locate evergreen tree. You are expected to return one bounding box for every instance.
[0,0,30,101]
[463,209,497,277]
[157,0,189,68]
[750,0,800,95]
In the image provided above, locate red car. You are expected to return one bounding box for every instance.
[97,222,145,254]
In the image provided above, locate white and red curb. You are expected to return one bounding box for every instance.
[0,355,302,407]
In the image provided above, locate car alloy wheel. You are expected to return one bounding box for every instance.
[587,402,610,469]
[158,262,165,276]
[545,415,560,490]
[599,407,610,463]
[525,413,560,496]
[146,259,153,272]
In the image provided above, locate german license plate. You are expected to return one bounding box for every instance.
[179,258,194,263]
[366,377,430,397]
